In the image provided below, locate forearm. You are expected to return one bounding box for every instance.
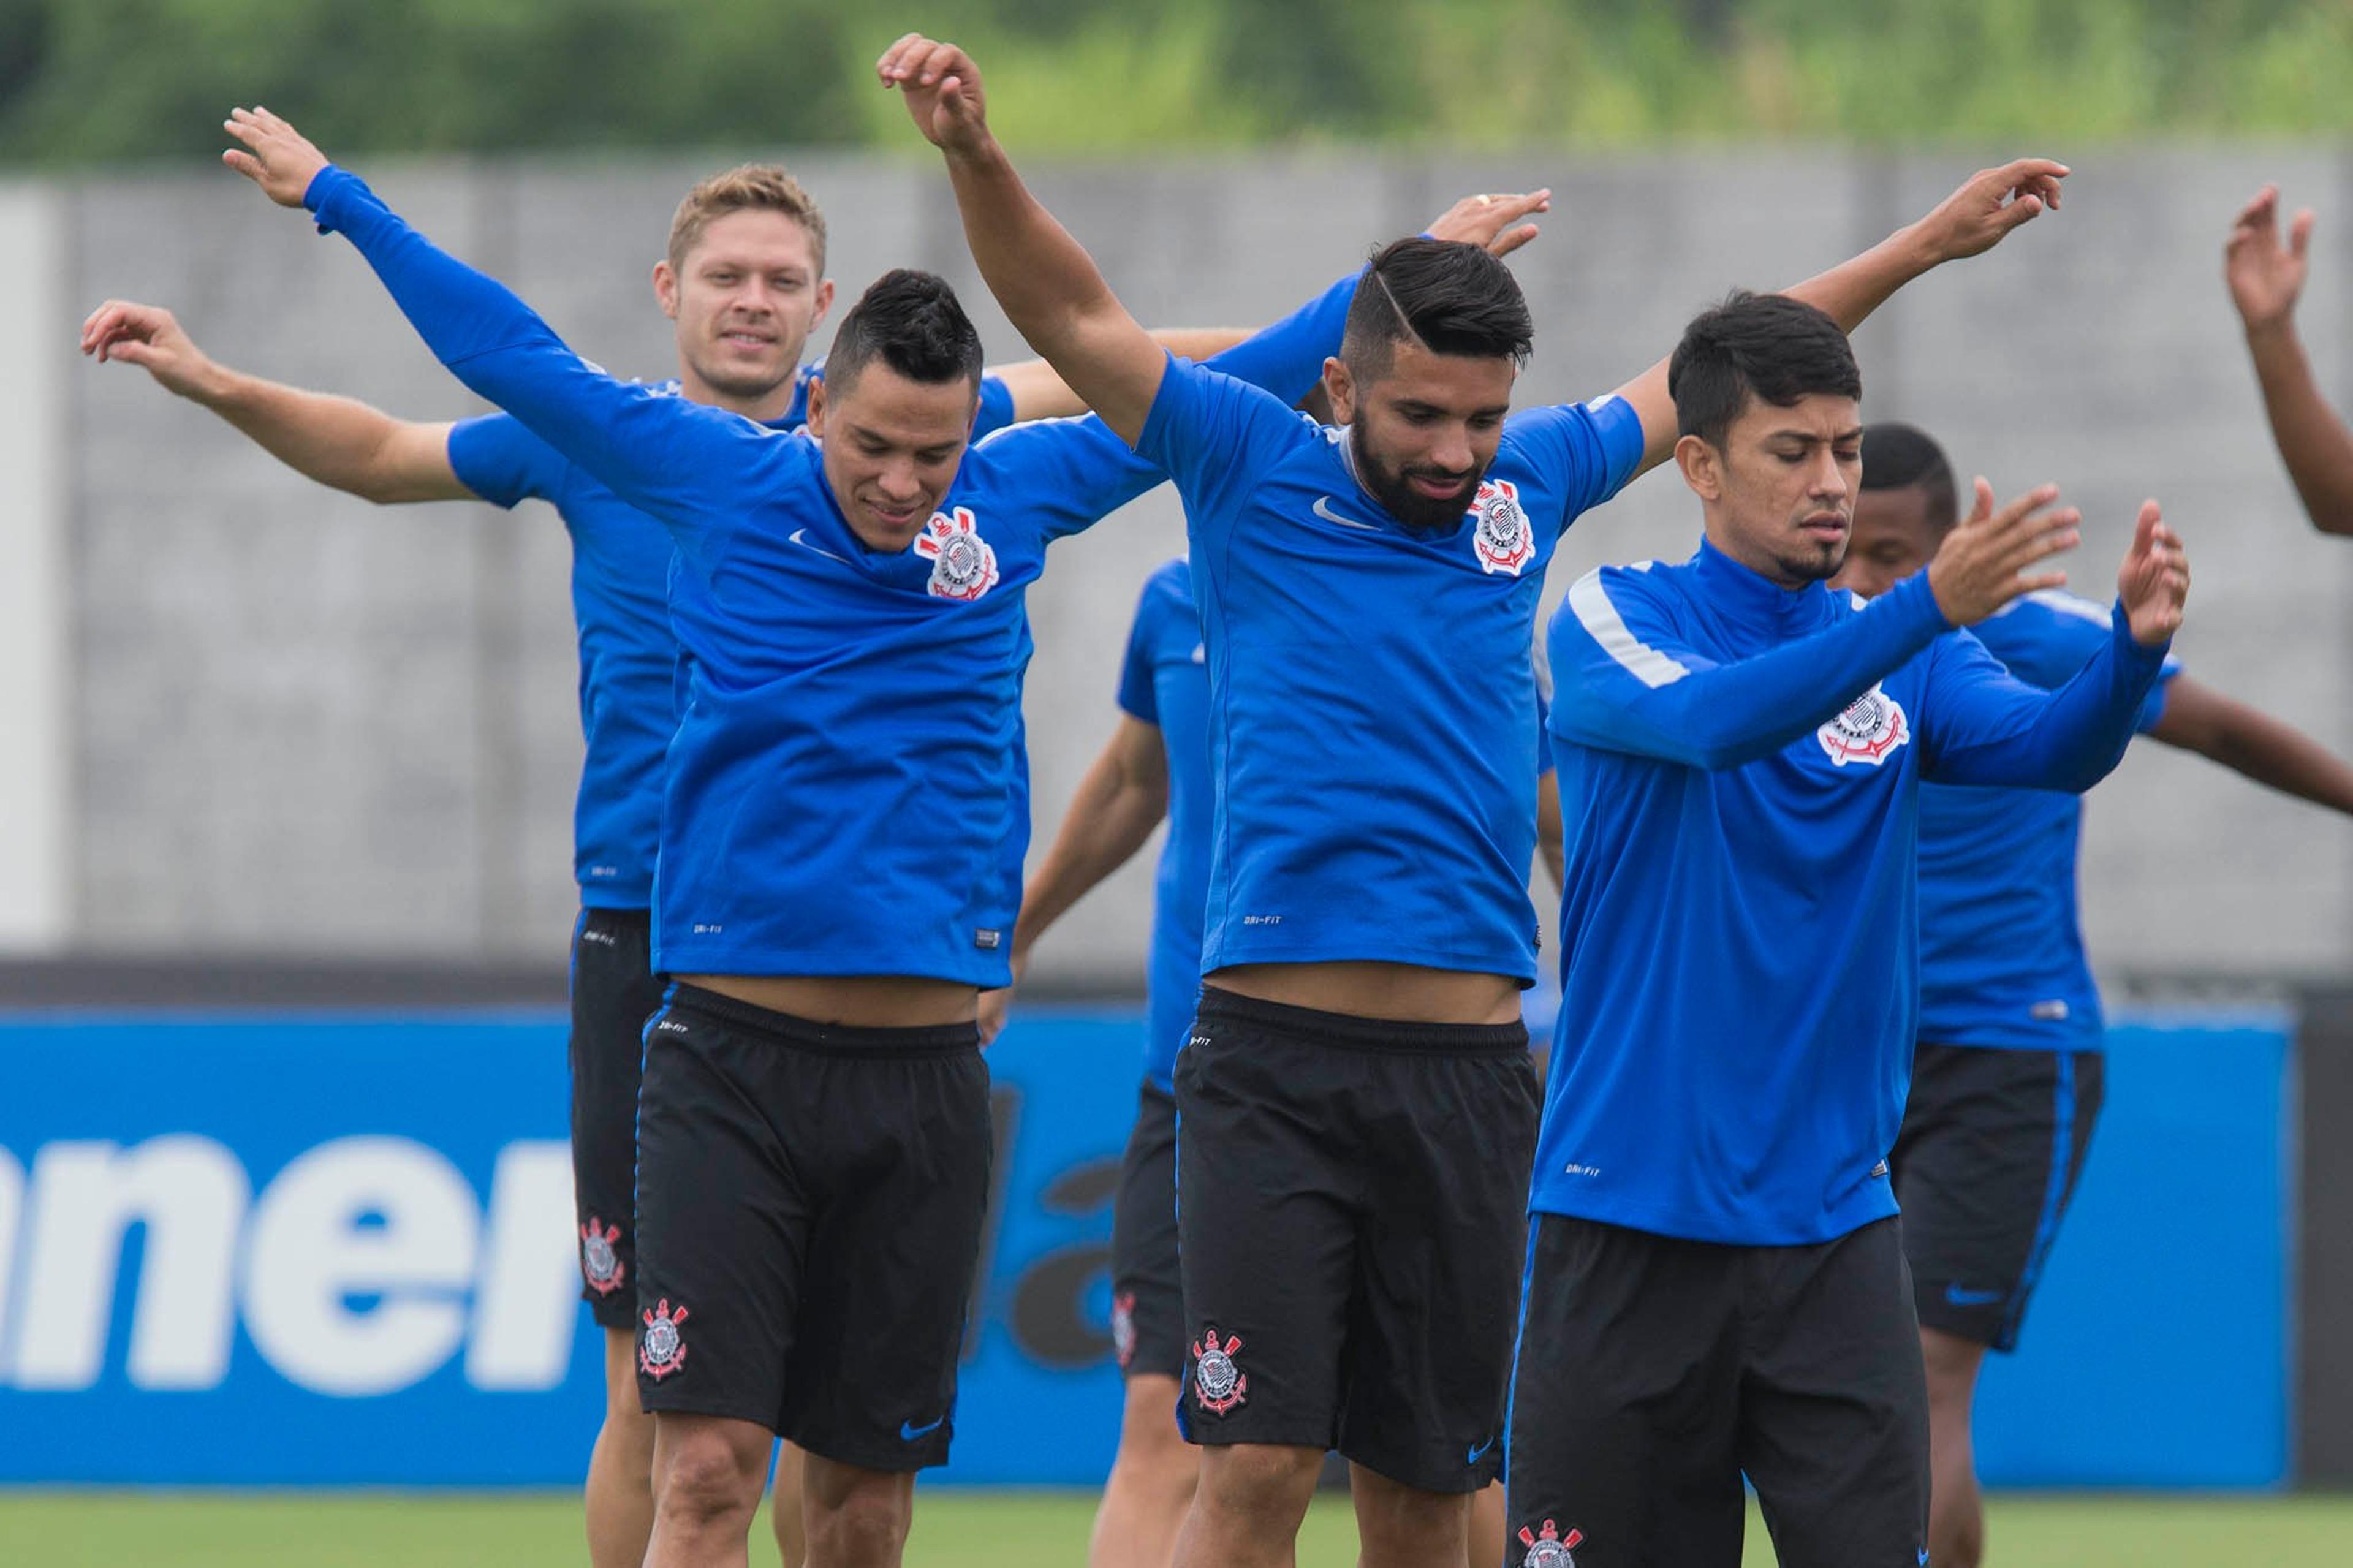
[1936,615,2170,791]
[1558,572,1949,770]
[195,368,455,503]
[1784,222,1939,336]
[2244,319,2353,536]
[2167,694,2353,816]
[1010,771,1166,961]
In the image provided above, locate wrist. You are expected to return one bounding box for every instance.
[1885,218,1944,279]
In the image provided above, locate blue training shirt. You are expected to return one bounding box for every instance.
[1116,558,1213,1092]
[1135,372,1644,985]
[305,165,1355,985]
[1916,591,2180,1051]
[1534,539,2172,1244]
[445,369,1015,907]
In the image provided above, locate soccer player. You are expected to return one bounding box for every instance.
[79,164,1237,1568]
[985,554,1561,1568]
[1833,421,2353,1568]
[2224,185,2353,537]
[1522,292,2188,1566]
[217,104,1539,1568]
[882,31,2069,1568]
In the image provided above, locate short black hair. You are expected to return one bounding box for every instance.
[1669,290,1861,451]
[824,268,984,396]
[1341,237,1534,379]
[1860,421,1961,532]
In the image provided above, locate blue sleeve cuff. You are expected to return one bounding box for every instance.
[2111,597,2173,667]
[302,164,354,233]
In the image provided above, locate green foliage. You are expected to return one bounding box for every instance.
[6,0,2353,165]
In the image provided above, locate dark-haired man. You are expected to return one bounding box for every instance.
[1522,294,2188,1566]
[1836,420,2353,1568]
[80,158,1240,1568]
[883,32,2067,1568]
[219,104,1541,1568]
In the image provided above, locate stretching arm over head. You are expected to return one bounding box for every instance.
[2225,185,2353,536]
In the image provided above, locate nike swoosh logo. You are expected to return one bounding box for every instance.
[1466,1435,1496,1465]
[900,1416,946,1441]
[789,527,854,566]
[1919,1550,1932,1566]
[1944,1284,2006,1307]
[1311,495,1380,531]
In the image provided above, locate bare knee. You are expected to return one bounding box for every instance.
[1197,1444,1322,1524]
[1113,1377,1198,1490]
[1349,1462,1465,1561]
[653,1416,770,1529]
[803,1456,914,1567]
[1920,1327,1987,1419]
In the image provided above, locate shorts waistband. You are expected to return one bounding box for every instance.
[1194,985,1527,1056]
[662,982,980,1058]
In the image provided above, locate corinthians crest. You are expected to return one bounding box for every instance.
[914,506,1001,600]
[1816,683,1911,768]
[1191,1326,1248,1414]
[639,1297,689,1380]
[1517,1519,1585,1567]
[1469,477,1536,577]
[579,1216,625,1297]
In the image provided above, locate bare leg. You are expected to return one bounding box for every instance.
[585,1326,657,1568]
[771,1441,808,1567]
[1921,1326,1988,1568]
[646,1412,773,1568]
[1171,1444,1322,1568]
[1088,1374,1198,1568]
[801,1450,916,1568]
[1349,1461,1468,1568]
[1463,1480,1505,1568]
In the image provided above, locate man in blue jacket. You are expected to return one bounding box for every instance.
[1523,292,2188,1566]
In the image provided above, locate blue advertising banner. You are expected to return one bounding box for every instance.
[0,1006,2292,1488]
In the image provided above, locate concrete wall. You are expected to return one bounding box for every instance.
[8,148,2351,987]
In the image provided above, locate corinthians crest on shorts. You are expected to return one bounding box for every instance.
[639,1297,689,1380]
[1190,1326,1247,1414]
[1516,1519,1585,1567]
[914,506,1001,601]
[1110,1290,1139,1369]
[1469,477,1536,577]
[1816,683,1911,767]
[579,1216,625,1297]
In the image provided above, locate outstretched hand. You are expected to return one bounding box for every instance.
[1914,157,2069,263]
[80,299,218,398]
[1925,477,2080,626]
[2116,501,2189,647]
[879,34,990,156]
[1426,190,1551,259]
[222,105,330,207]
[2225,184,2313,334]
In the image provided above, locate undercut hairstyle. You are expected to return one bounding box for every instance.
[1669,290,1862,452]
[823,269,985,398]
[1860,422,1961,533]
[667,163,828,274]
[1341,237,1534,380]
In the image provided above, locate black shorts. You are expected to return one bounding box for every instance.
[1110,1082,1185,1382]
[568,907,664,1330]
[1893,1041,2106,1353]
[1174,987,1538,1493]
[1504,1214,1928,1568]
[631,984,992,1471]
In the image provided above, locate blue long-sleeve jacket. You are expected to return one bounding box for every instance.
[1534,538,2172,1244]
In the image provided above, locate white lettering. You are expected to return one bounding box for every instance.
[7,1137,246,1390]
[465,1142,577,1390]
[242,1137,477,1395]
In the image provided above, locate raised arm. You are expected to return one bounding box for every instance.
[882,36,1164,445]
[1923,501,2188,792]
[989,330,1251,422]
[1553,484,2080,770]
[1609,159,2069,478]
[2225,186,2353,536]
[80,300,468,504]
[2145,676,2353,816]
[220,107,765,548]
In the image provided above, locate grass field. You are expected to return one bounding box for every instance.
[4,1490,2352,1566]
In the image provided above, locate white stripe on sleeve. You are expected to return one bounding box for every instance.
[1568,566,1689,689]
